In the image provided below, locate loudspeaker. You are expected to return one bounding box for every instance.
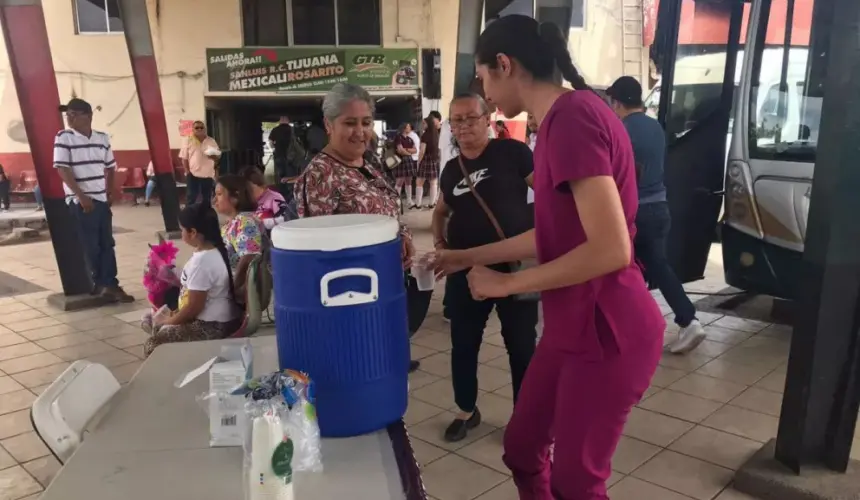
[422,49,442,99]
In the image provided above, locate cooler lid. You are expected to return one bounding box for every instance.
[271,214,401,251]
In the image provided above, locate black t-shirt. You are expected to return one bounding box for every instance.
[440,139,534,250]
[269,124,293,156]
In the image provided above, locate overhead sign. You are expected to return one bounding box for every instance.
[206,48,420,93]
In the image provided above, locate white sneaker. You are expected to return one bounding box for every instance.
[668,320,707,354]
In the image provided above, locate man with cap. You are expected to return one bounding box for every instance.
[54,98,134,303]
[606,76,704,354]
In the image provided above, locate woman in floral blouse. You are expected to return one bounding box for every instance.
[295,83,424,372]
[295,83,414,269]
[213,174,266,301]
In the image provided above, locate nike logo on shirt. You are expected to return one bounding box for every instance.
[453,168,490,196]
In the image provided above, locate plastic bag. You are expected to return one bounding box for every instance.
[143,241,181,308]
[237,370,322,500]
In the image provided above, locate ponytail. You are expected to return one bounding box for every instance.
[475,15,591,90]
[538,22,591,91]
[214,239,237,305]
[178,202,237,304]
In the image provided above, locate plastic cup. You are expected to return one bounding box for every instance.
[411,264,435,292]
[152,305,171,326]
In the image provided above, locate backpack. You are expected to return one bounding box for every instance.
[285,135,309,177]
[254,233,274,312]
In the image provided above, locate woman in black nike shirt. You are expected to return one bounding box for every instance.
[431,93,537,443]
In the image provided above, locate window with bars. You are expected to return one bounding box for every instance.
[571,0,585,29]
[74,0,123,34]
[536,0,586,34]
[242,0,381,47]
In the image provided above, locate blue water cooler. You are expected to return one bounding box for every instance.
[270,214,409,437]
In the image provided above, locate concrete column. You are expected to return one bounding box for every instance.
[0,0,93,297]
[453,0,484,95]
[116,0,180,233]
[735,0,860,496]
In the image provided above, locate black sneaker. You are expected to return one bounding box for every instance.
[444,407,481,442]
[409,360,421,373]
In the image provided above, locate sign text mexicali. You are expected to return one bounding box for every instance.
[206,48,420,93]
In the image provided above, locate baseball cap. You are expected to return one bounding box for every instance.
[606,76,644,107]
[58,98,93,114]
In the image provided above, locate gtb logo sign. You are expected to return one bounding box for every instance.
[353,54,386,67]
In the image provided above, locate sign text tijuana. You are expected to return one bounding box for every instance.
[206,48,419,93]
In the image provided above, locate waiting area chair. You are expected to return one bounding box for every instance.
[228,254,273,338]
[31,361,121,463]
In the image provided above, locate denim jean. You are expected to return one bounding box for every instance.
[186,174,213,205]
[33,185,43,206]
[144,178,157,202]
[634,201,696,327]
[71,200,118,289]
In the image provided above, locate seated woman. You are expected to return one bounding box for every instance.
[213,175,267,301]
[142,203,242,357]
[241,166,296,232]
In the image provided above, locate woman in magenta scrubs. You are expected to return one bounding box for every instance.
[433,15,665,499]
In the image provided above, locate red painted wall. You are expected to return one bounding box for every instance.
[494,119,528,143]
[0,149,180,192]
[645,0,813,47]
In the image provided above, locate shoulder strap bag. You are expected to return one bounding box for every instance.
[456,156,539,302]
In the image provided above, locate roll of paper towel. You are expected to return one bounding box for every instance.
[249,415,294,500]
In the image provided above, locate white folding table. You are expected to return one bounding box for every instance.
[39,336,426,500]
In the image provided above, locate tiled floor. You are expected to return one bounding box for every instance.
[0,206,813,500]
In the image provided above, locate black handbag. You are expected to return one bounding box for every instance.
[405,273,433,335]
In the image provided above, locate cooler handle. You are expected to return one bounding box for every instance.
[320,268,379,307]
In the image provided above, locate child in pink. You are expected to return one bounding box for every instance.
[242,166,296,232]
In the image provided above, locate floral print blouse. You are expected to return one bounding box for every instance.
[221,212,266,271]
[294,152,411,240]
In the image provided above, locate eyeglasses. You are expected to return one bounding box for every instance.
[450,115,486,128]
[194,127,205,130]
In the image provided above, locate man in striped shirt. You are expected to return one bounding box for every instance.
[54,98,134,303]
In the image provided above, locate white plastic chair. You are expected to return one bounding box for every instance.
[30,360,121,463]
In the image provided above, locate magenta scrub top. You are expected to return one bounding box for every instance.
[532,91,665,359]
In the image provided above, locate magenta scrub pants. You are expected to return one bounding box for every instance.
[502,337,661,499]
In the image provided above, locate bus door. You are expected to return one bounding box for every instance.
[721,0,824,300]
[651,0,747,282]
[743,0,819,254]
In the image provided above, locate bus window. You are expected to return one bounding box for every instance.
[749,0,821,162]
[662,0,733,141]
[760,83,781,115]
[644,86,660,118]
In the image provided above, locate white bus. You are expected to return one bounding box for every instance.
[723,0,819,300]
[649,0,817,300]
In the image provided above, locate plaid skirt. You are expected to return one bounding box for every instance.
[417,157,440,179]
[392,157,418,178]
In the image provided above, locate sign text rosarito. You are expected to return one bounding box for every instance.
[206,48,420,92]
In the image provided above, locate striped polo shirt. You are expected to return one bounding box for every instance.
[53,128,116,203]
